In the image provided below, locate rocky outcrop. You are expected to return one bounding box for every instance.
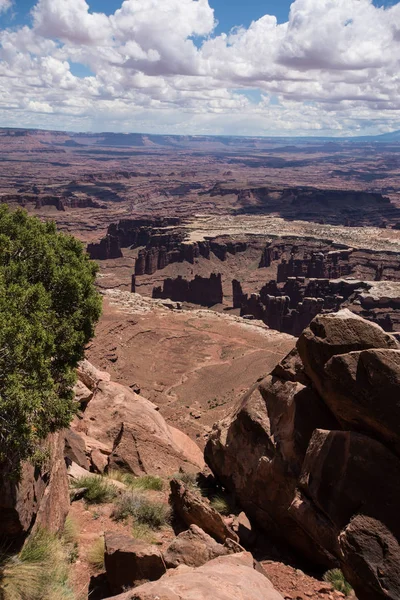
[169,479,238,544]
[0,432,69,548]
[72,362,204,476]
[105,552,285,600]
[87,235,122,260]
[87,217,181,261]
[153,274,223,306]
[339,516,400,600]
[205,310,400,600]
[135,240,210,276]
[163,524,239,569]
[236,238,400,333]
[105,532,166,594]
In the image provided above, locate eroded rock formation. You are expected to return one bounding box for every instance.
[153,274,223,306]
[106,552,285,600]
[205,310,400,600]
[71,360,205,476]
[235,239,400,333]
[0,432,69,548]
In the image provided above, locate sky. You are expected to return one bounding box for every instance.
[0,0,400,136]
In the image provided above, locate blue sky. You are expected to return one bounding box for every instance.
[2,0,397,31]
[1,0,400,135]
[2,1,293,29]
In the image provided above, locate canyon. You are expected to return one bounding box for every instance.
[1,127,400,600]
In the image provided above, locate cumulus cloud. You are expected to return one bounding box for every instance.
[0,0,12,13]
[0,0,400,134]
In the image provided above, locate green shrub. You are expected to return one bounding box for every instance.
[112,492,170,529]
[172,472,199,491]
[0,528,76,600]
[323,569,353,596]
[87,538,105,571]
[107,470,163,491]
[0,206,101,469]
[70,476,117,504]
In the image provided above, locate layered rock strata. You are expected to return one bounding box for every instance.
[153,274,223,306]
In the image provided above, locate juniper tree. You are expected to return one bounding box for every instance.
[0,206,101,468]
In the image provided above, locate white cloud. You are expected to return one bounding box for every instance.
[32,0,111,44]
[0,0,12,13]
[0,0,400,134]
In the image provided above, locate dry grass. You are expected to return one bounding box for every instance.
[131,523,158,544]
[86,537,105,571]
[106,470,163,491]
[323,569,353,596]
[0,528,76,600]
[210,493,231,516]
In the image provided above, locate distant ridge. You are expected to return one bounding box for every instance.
[1,126,400,146]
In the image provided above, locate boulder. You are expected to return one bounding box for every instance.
[270,347,310,386]
[77,359,110,391]
[91,448,109,474]
[299,429,400,541]
[73,379,93,405]
[232,512,257,548]
[169,479,238,544]
[104,532,166,594]
[296,309,398,398]
[105,552,285,600]
[64,429,89,470]
[205,381,337,566]
[205,310,400,595]
[79,379,204,476]
[0,432,69,546]
[322,349,400,456]
[340,516,400,600]
[163,524,240,569]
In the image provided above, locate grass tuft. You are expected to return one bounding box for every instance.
[112,492,170,529]
[210,493,231,516]
[87,537,105,571]
[132,523,157,544]
[323,569,353,596]
[107,470,163,491]
[128,475,164,491]
[0,528,76,600]
[62,516,78,546]
[70,475,118,504]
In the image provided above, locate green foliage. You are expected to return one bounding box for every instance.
[0,206,101,468]
[70,476,118,505]
[171,471,199,491]
[106,470,163,491]
[323,569,353,596]
[86,538,105,571]
[112,492,170,529]
[0,528,76,600]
